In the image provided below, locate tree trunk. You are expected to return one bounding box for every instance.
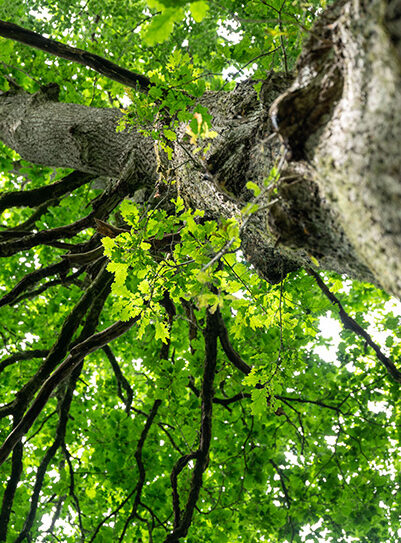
[271,0,401,296]
[1,0,400,296]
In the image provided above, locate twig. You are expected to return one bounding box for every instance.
[308,268,401,383]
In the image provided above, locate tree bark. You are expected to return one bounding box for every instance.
[1,0,400,295]
[271,0,401,296]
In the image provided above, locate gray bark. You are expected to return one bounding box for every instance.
[1,0,400,296]
[271,0,401,296]
[0,84,157,186]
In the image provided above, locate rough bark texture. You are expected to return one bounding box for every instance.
[271,0,401,296]
[1,0,400,295]
[0,84,157,187]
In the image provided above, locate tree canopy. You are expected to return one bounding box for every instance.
[1,0,401,542]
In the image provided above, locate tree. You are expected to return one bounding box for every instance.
[0,0,400,541]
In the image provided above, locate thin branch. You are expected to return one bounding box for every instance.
[103,345,133,413]
[269,459,292,508]
[0,180,124,258]
[277,395,345,413]
[170,453,198,528]
[0,349,49,374]
[1,264,111,421]
[63,443,85,541]
[216,312,252,375]
[308,268,401,383]
[118,399,162,542]
[14,372,78,543]
[0,20,151,92]
[164,309,219,542]
[11,268,85,306]
[0,314,138,466]
[89,399,161,542]
[0,260,70,308]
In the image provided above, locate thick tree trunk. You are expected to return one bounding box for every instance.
[271,0,401,296]
[1,0,400,295]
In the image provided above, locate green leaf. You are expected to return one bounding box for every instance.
[245,181,261,197]
[142,8,184,45]
[107,262,129,286]
[250,388,267,416]
[190,1,209,22]
[155,320,169,343]
[163,128,177,141]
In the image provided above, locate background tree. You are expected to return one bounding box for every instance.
[0,0,401,542]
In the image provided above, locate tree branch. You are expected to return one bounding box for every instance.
[216,312,252,375]
[0,438,23,541]
[0,349,49,374]
[118,399,162,542]
[0,179,124,258]
[14,372,78,543]
[0,313,138,466]
[89,399,161,542]
[0,171,92,213]
[308,268,401,383]
[0,20,151,92]
[164,309,219,542]
[0,260,70,308]
[103,345,134,413]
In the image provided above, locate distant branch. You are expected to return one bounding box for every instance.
[165,309,219,542]
[308,268,401,383]
[217,312,251,375]
[0,317,138,466]
[269,459,292,508]
[0,20,152,92]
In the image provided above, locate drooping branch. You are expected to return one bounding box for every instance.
[13,370,79,543]
[308,269,401,383]
[164,309,219,542]
[0,171,92,213]
[0,20,152,92]
[0,349,49,374]
[90,399,161,543]
[0,312,138,466]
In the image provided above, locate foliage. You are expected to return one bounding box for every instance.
[1,1,401,543]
